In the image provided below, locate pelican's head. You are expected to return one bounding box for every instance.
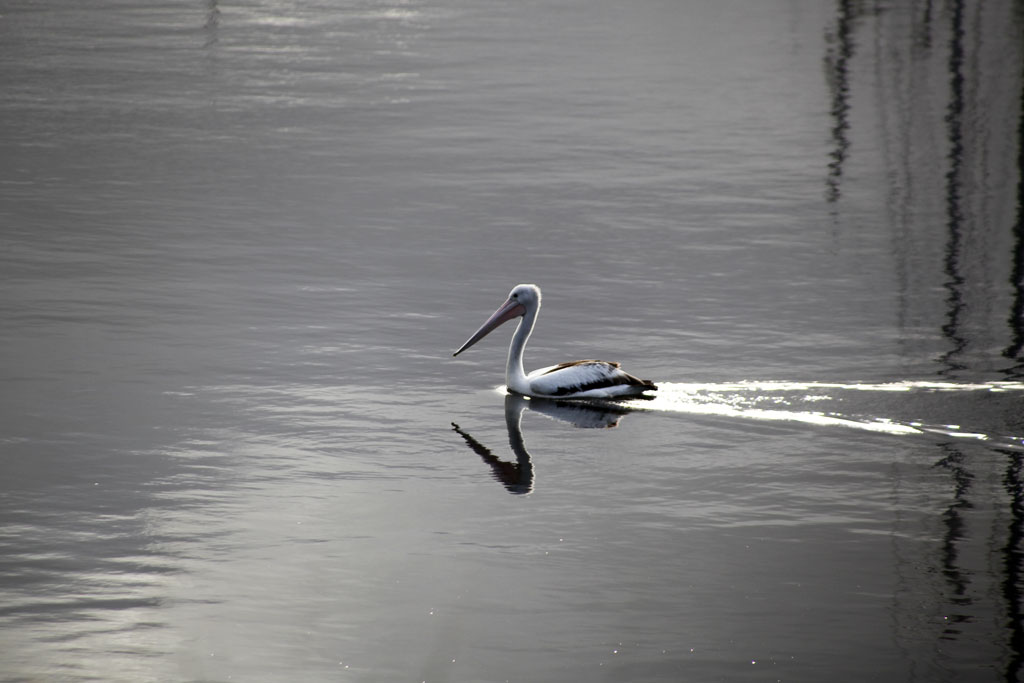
[452,283,541,357]
[507,283,541,308]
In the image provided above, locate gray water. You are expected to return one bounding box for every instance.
[2,0,1024,681]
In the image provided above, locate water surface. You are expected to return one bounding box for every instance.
[1,0,1023,681]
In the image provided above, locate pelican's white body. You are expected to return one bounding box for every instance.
[453,284,656,399]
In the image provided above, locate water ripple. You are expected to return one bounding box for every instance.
[624,380,1024,448]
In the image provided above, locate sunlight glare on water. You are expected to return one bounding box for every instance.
[631,381,1024,445]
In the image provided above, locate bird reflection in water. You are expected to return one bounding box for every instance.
[451,393,639,495]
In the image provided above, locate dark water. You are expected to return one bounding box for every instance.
[2,0,1023,681]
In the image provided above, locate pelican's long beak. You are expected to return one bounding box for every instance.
[453,297,526,357]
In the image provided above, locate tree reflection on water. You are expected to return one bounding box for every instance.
[822,0,1024,676]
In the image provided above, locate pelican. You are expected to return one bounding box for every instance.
[452,284,657,399]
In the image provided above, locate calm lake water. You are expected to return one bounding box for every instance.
[2,0,1024,681]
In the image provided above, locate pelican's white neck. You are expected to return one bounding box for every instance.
[506,302,538,393]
